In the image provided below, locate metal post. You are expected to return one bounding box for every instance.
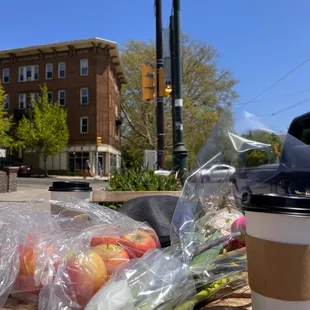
[173,0,188,183]
[155,0,166,169]
[169,15,176,156]
[95,147,99,177]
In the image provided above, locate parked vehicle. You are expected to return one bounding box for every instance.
[8,162,32,177]
[192,164,236,183]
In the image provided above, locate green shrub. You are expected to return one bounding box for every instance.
[109,168,182,192]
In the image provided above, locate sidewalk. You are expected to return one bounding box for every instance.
[48,175,109,181]
[0,187,48,202]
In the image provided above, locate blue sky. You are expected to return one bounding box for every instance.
[1,0,309,131]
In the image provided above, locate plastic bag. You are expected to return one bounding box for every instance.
[0,196,160,308]
[167,109,286,307]
[86,248,196,310]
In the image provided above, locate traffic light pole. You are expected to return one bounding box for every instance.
[155,0,166,169]
[169,15,176,154]
[172,0,188,183]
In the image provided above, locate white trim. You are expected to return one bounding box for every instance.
[80,88,88,105]
[58,62,66,78]
[175,99,183,107]
[58,90,66,106]
[80,117,88,134]
[80,59,88,76]
[2,68,9,84]
[45,63,53,80]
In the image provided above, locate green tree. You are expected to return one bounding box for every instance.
[239,130,282,167]
[121,35,238,168]
[0,83,13,148]
[17,85,69,176]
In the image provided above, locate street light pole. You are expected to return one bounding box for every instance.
[169,15,176,154]
[155,0,166,169]
[172,0,188,183]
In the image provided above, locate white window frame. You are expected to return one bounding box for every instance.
[19,93,26,109]
[58,90,66,106]
[45,63,53,80]
[18,66,39,82]
[80,59,88,76]
[80,117,88,134]
[80,88,88,105]
[58,62,66,78]
[2,68,9,84]
[3,95,9,110]
[47,91,53,103]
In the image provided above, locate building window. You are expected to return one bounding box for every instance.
[32,92,39,103]
[58,62,66,78]
[80,88,88,105]
[69,152,90,173]
[47,91,53,103]
[19,66,39,82]
[80,117,88,134]
[58,90,66,106]
[19,94,26,109]
[80,59,88,76]
[2,68,9,84]
[3,95,9,110]
[46,63,53,80]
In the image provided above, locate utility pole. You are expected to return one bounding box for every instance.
[155,0,166,169]
[169,15,176,156]
[172,0,188,183]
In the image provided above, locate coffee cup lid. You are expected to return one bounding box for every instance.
[49,181,92,192]
[242,193,310,216]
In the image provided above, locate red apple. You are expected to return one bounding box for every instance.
[95,244,130,276]
[119,229,158,258]
[65,250,108,307]
[90,236,120,247]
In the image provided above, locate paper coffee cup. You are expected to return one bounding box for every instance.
[242,193,310,310]
[49,181,92,219]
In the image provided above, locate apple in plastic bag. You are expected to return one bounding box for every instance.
[119,229,158,258]
[90,236,120,247]
[95,244,130,276]
[65,250,108,307]
[15,235,56,295]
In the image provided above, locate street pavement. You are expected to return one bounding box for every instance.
[0,176,108,202]
[18,176,108,190]
[0,176,232,203]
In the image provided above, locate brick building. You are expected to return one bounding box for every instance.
[0,38,126,175]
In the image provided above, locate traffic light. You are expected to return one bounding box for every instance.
[142,63,154,100]
[97,136,102,146]
[165,82,172,96]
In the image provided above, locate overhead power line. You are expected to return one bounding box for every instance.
[234,88,310,106]
[238,55,310,110]
[264,96,310,120]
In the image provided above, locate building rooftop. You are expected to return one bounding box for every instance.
[0,37,126,84]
